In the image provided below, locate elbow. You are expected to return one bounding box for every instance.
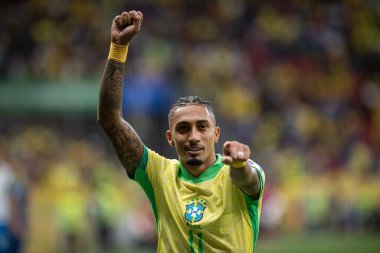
[97,112,110,130]
[97,111,121,131]
[97,114,103,125]
[97,113,105,127]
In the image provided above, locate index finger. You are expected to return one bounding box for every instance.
[113,15,123,30]
[223,141,232,156]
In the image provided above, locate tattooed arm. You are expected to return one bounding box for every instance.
[97,11,144,176]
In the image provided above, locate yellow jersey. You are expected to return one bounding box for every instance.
[132,146,265,253]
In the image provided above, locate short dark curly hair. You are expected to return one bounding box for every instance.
[168,96,215,126]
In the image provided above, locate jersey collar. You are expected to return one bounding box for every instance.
[178,154,224,183]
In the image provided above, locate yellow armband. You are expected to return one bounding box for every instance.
[231,161,247,169]
[108,42,128,63]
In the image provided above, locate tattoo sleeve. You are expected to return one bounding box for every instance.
[97,59,144,175]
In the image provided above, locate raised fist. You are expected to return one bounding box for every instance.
[111,11,143,45]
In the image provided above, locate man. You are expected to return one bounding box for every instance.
[98,10,265,252]
[0,154,15,253]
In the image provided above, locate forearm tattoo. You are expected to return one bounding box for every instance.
[98,59,143,174]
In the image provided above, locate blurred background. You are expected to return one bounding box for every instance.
[0,0,380,252]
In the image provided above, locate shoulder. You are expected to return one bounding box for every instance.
[141,147,179,176]
[145,148,178,166]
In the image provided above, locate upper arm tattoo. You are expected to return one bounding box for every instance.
[98,59,144,175]
[107,119,144,175]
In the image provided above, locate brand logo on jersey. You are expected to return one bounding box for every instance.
[185,199,206,223]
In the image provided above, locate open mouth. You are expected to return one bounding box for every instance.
[185,146,204,156]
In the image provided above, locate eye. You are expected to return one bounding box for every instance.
[198,123,208,130]
[176,125,189,133]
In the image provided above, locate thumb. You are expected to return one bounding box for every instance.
[111,15,123,32]
[221,155,233,164]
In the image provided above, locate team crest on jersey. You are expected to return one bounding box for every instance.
[185,198,207,223]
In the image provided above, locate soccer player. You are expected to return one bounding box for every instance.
[98,10,265,252]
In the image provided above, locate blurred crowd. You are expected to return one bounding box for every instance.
[0,125,157,253]
[1,0,380,252]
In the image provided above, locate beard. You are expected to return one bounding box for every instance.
[186,158,203,166]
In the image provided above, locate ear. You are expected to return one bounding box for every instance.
[214,126,220,144]
[166,130,174,146]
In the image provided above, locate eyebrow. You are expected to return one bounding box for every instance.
[175,119,210,127]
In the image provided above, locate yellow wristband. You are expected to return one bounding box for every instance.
[108,42,128,63]
[231,161,247,169]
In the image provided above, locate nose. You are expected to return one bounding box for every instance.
[188,127,200,143]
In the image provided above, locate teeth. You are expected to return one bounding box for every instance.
[187,147,201,151]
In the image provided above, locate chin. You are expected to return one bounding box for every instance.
[186,158,203,166]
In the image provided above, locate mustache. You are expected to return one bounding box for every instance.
[184,144,204,150]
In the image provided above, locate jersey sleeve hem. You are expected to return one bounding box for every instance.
[245,160,265,202]
[126,145,149,179]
